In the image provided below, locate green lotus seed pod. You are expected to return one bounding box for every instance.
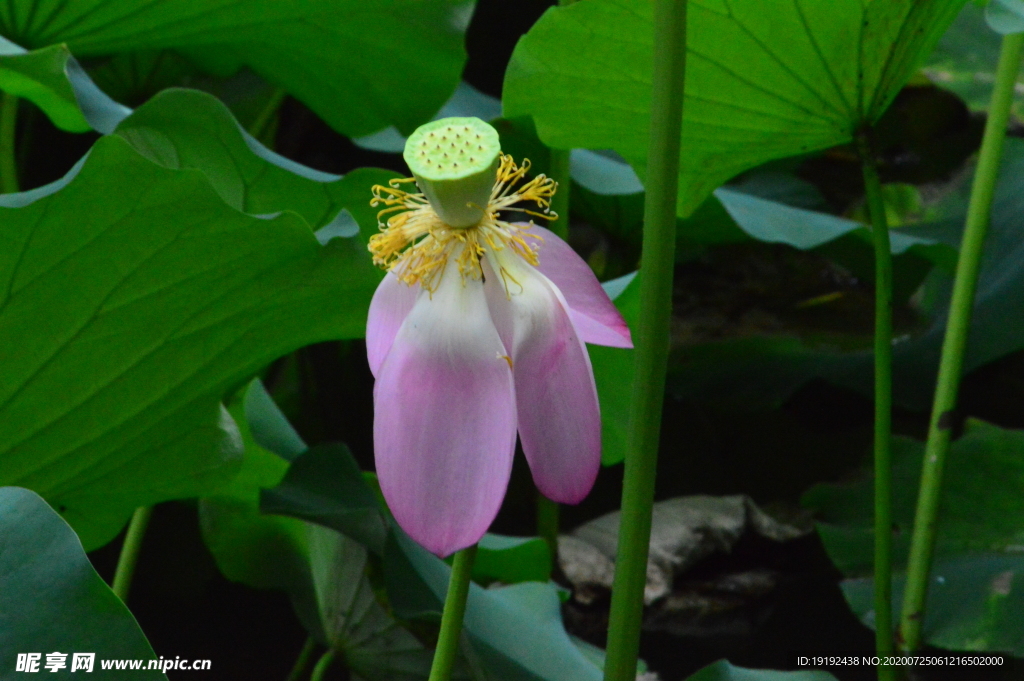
[403,117,501,228]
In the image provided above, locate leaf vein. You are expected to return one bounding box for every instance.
[688,47,829,121]
[0,203,208,417]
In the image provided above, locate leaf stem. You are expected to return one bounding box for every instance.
[536,492,560,571]
[548,148,571,240]
[112,506,153,602]
[857,131,895,681]
[428,544,477,681]
[247,87,287,146]
[898,31,1024,654]
[285,636,317,681]
[602,0,686,679]
[1,92,19,194]
[309,649,335,681]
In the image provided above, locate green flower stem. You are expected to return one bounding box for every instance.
[536,492,560,570]
[428,544,478,681]
[1,92,19,194]
[247,87,287,146]
[602,0,686,679]
[309,649,336,681]
[285,636,317,681]
[898,31,1024,654]
[857,132,895,681]
[547,148,571,240]
[111,506,153,602]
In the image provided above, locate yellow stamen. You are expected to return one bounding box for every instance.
[368,155,557,294]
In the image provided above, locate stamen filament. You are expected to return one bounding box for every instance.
[368,154,558,297]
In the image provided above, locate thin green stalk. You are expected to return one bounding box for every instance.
[548,148,571,241]
[602,1,686,679]
[247,87,287,145]
[858,133,895,681]
[1,92,19,194]
[112,506,153,602]
[428,545,477,681]
[285,637,317,681]
[536,492,560,570]
[899,31,1024,654]
[309,649,335,681]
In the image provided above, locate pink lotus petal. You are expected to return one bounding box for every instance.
[567,309,634,349]
[366,272,418,378]
[483,256,601,504]
[526,226,632,348]
[374,266,517,557]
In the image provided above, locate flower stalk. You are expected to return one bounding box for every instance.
[284,637,317,681]
[247,87,287,147]
[602,0,686,678]
[536,493,560,569]
[857,131,895,681]
[899,31,1024,653]
[428,545,477,681]
[309,649,335,681]
[112,505,153,603]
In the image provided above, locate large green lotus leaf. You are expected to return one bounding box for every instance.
[261,443,388,556]
[254,421,602,680]
[591,273,639,466]
[199,382,309,595]
[201,382,441,675]
[504,0,967,217]
[243,378,305,462]
[354,81,503,153]
[0,35,131,134]
[0,487,166,679]
[0,80,396,218]
[0,135,381,550]
[686,660,837,681]
[803,419,1024,577]
[262,444,554,586]
[986,0,1024,35]
[923,2,1024,115]
[0,0,472,137]
[649,137,1024,411]
[565,140,953,269]
[842,553,1024,655]
[868,139,1024,407]
[470,534,551,585]
[309,525,438,681]
[667,336,864,411]
[41,81,393,304]
[83,49,203,108]
[261,439,555,588]
[386,530,604,681]
[0,38,89,131]
[83,49,287,142]
[112,87,399,230]
[716,188,948,258]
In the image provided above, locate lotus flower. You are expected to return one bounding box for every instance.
[366,117,631,556]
